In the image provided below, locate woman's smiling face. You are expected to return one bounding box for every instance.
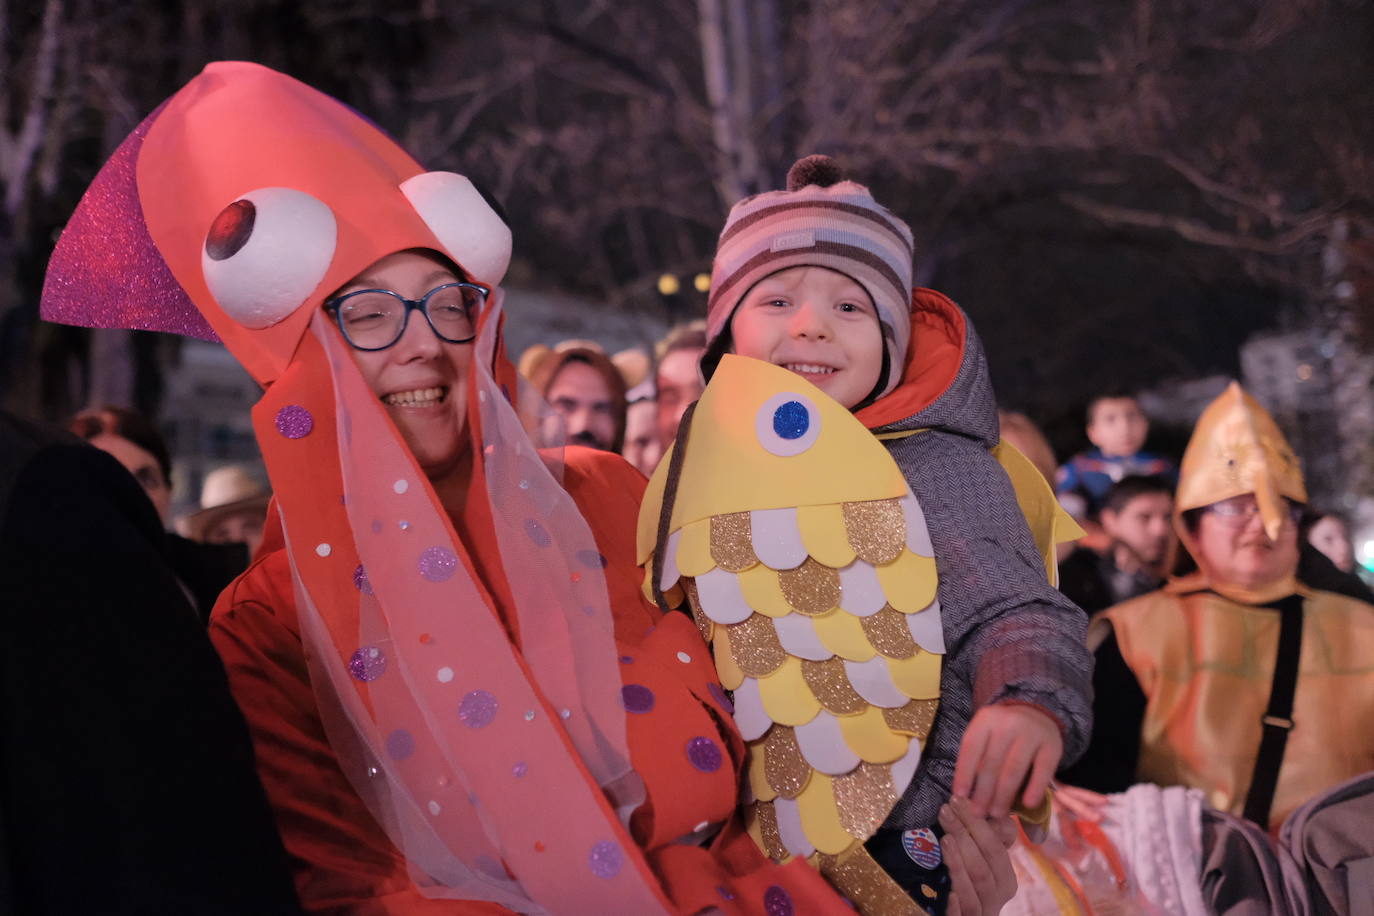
[332,250,474,477]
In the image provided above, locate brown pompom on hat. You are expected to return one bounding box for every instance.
[705,155,915,396]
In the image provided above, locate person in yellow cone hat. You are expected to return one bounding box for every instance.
[1061,381,1374,834]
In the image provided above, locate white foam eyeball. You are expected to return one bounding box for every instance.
[400,171,511,287]
[201,187,337,329]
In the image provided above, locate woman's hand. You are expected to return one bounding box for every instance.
[940,796,1018,916]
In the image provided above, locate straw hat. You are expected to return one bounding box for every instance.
[183,465,271,541]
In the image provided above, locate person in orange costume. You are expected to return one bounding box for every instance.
[41,62,850,915]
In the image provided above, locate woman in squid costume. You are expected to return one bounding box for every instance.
[41,62,852,915]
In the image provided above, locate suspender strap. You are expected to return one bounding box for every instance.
[1242,594,1304,827]
[650,400,698,615]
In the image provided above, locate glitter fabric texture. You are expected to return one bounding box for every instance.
[859,606,918,659]
[800,657,868,715]
[684,579,713,643]
[417,546,458,582]
[818,849,919,914]
[762,726,810,799]
[726,613,788,677]
[274,404,314,439]
[686,736,723,773]
[833,762,898,837]
[620,684,655,714]
[39,101,219,341]
[754,801,787,860]
[763,884,794,916]
[588,841,623,879]
[710,512,759,572]
[385,729,415,760]
[772,401,810,440]
[458,690,498,728]
[842,499,906,565]
[353,563,374,595]
[348,646,386,681]
[778,558,840,615]
[883,699,939,740]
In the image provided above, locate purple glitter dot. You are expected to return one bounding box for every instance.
[576,549,608,569]
[763,886,794,916]
[512,761,528,778]
[371,519,383,534]
[418,546,458,582]
[348,646,386,682]
[588,840,623,879]
[353,564,374,596]
[385,729,415,760]
[524,517,551,547]
[621,684,655,714]
[686,736,723,773]
[619,655,634,664]
[709,683,734,713]
[717,885,736,901]
[581,604,597,616]
[459,690,498,728]
[275,405,314,439]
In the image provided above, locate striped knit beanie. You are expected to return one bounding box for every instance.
[706,155,915,396]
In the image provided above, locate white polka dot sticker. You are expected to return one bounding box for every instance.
[394,479,409,495]
[437,667,455,683]
[316,543,332,557]
[677,651,692,664]
[559,708,572,720]
[428,801,441,816]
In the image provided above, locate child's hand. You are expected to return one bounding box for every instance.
[953,704,1062,818]
[939,797,1018,916]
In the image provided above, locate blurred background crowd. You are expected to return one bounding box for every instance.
[3,0,1372,582]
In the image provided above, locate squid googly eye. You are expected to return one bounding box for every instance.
[201,187,337,329]
[755,392,822,457]
[400,172,511,287]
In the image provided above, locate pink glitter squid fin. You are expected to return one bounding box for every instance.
[40,101,218,342]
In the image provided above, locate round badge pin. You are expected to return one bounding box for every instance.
[901,827,942,870]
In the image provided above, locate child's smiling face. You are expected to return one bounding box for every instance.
[729,266,884,409]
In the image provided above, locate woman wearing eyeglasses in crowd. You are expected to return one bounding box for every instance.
[42,62,883,915]
[1059,382,1374,837]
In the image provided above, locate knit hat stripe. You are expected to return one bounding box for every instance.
[719,198,914,256]
[712,215,913,286]
[714,238,906,313]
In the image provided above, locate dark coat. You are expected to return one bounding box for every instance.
[0,412,301,915]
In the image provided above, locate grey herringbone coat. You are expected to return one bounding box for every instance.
[875,292,1092,830]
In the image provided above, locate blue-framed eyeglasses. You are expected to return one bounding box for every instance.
[324,282,488,351]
